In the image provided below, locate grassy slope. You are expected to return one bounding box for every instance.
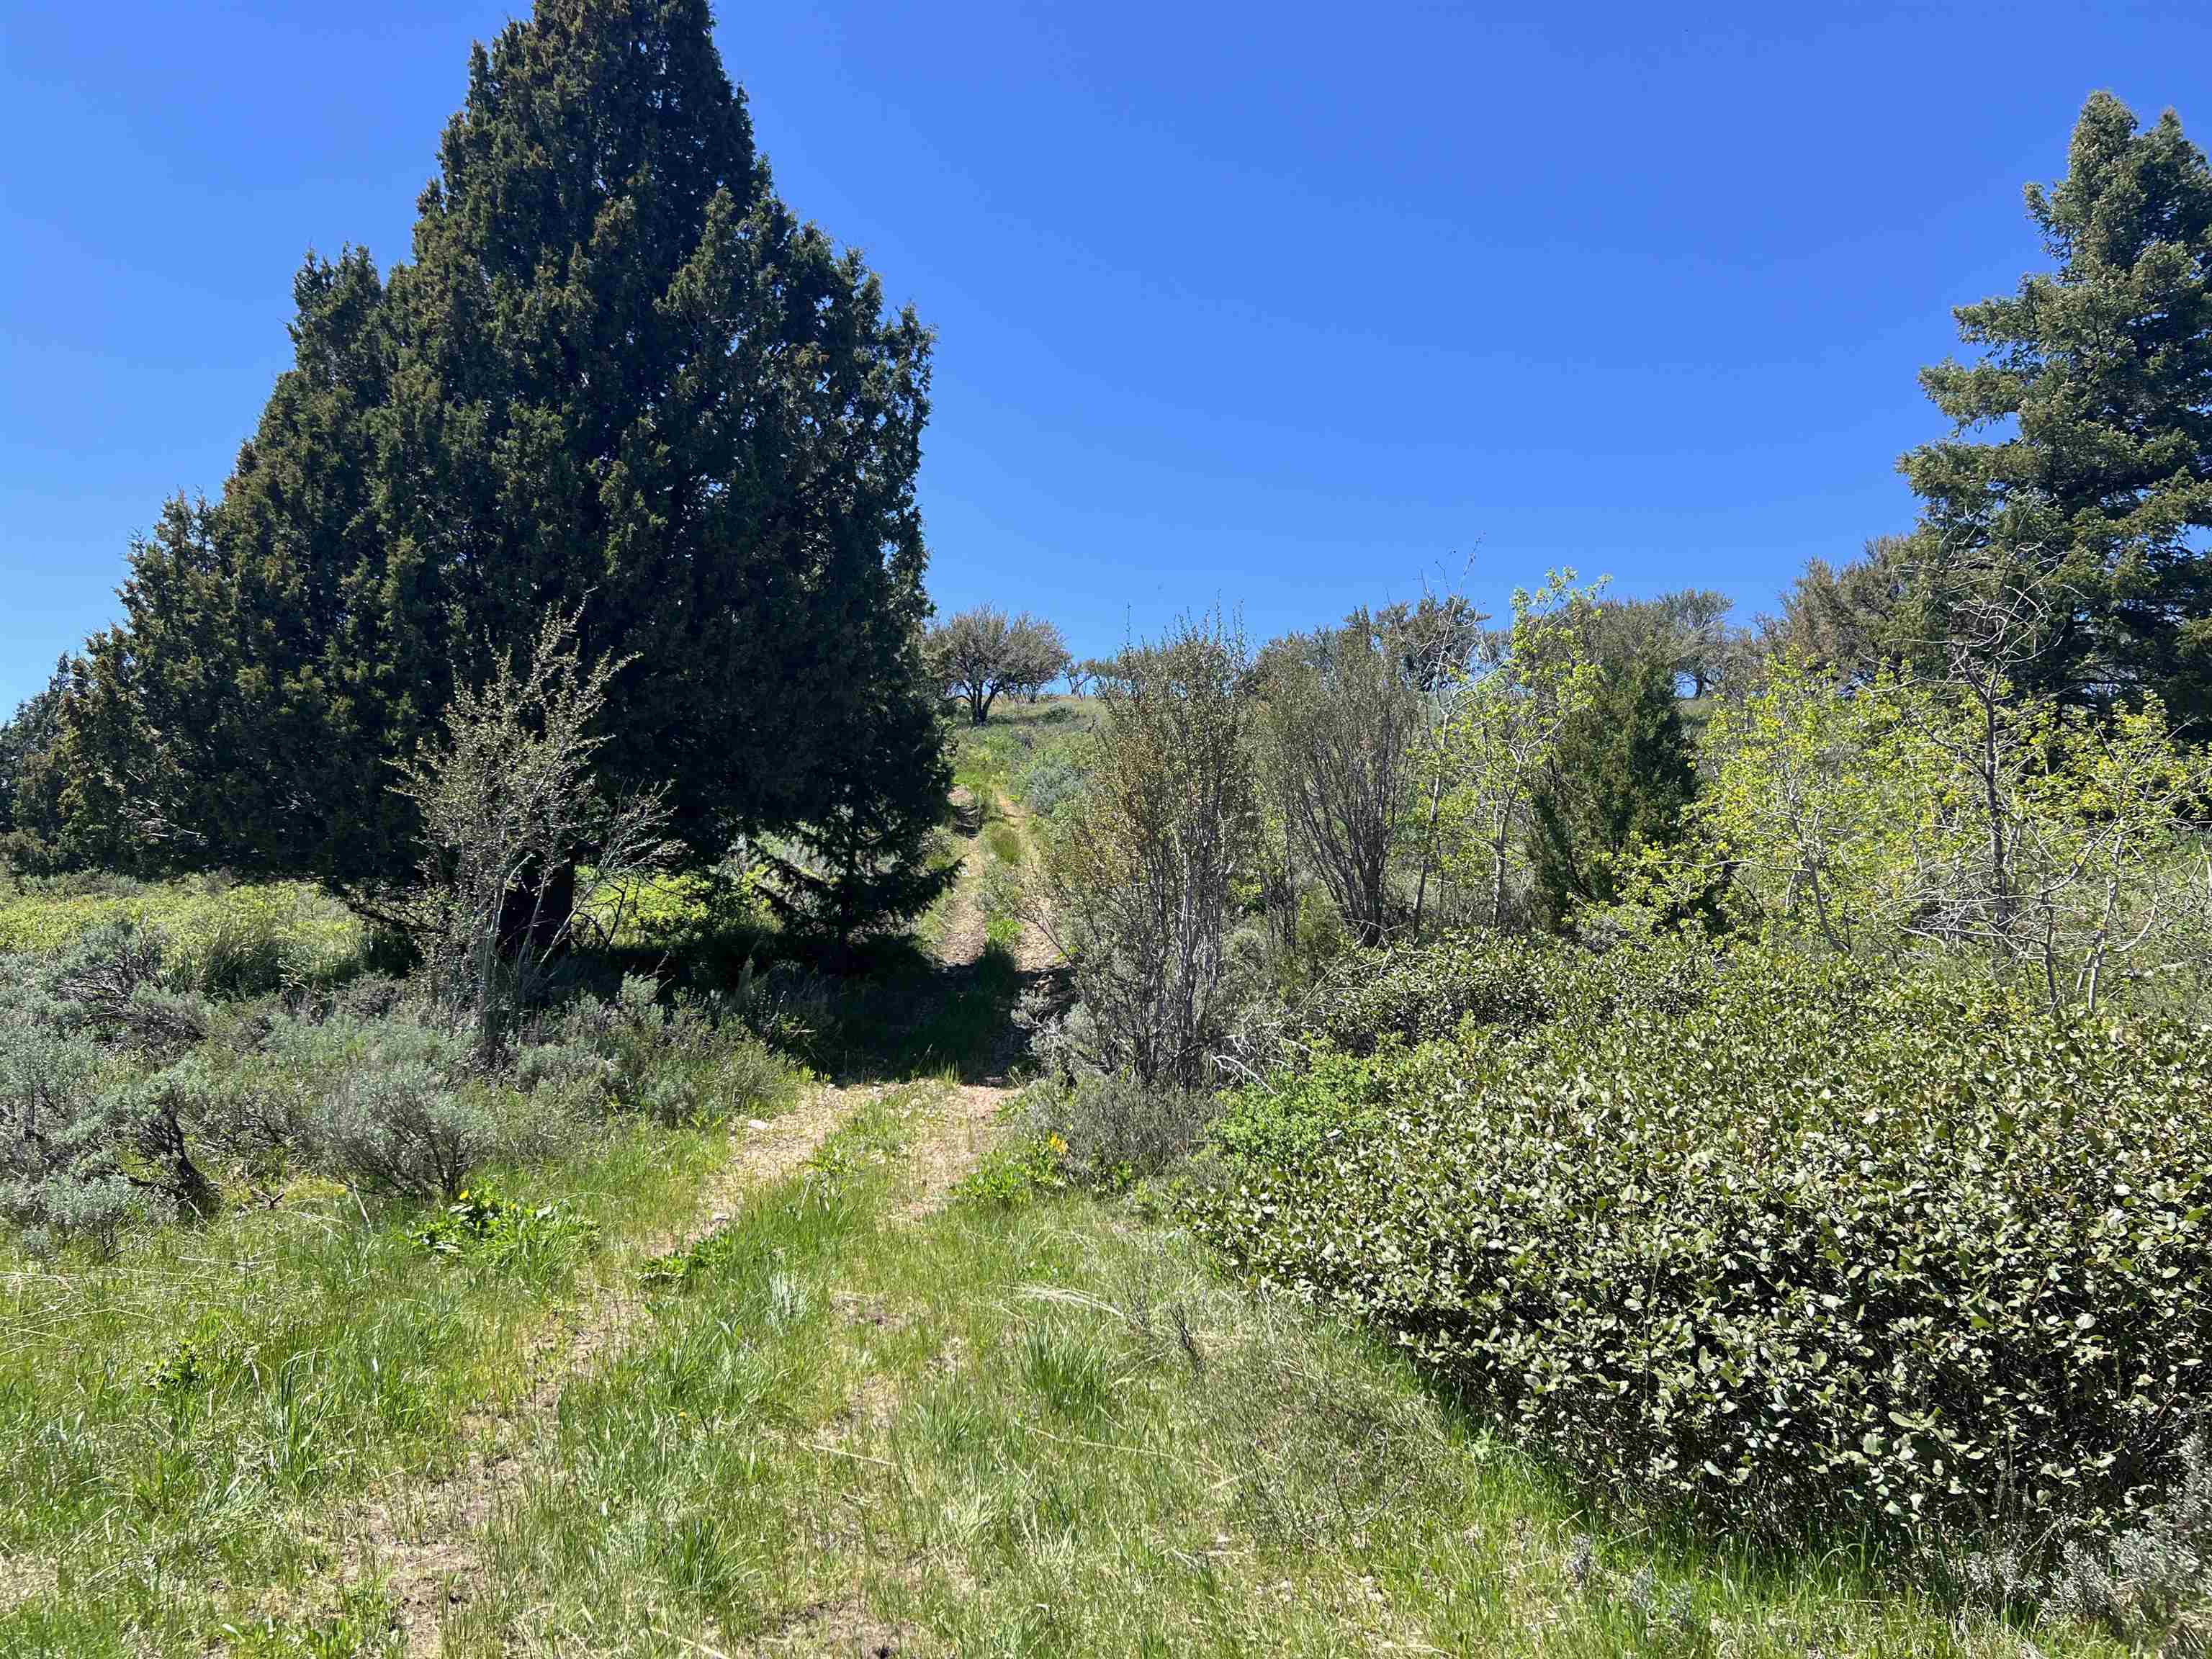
[0,1117,738,1654]
[945,694,1104,798]
[0,1087,2127,1655]
[0,875,364,976]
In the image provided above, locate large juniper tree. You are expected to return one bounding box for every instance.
[1904,92,2212,724]
[61,0,947,916]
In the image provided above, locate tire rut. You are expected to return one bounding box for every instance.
[327,1083,876,1655]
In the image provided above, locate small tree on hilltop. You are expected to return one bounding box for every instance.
[928,606,1072,723]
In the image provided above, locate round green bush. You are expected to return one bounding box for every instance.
[1195,938,2212,1553]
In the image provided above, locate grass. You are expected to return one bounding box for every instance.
[0,1107,770,1657]
[946,694,1103,804]
[430,1100,2123,1658]
[0,845,2166,1653]
[0,996,2148,1655]
[0,872,366,982]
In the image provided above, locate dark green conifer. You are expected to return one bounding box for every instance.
[1905,93,2212,721]
[64,0,947,924]
[1529,643,1697,928]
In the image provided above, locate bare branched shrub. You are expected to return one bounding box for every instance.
[1256,608,1426,946]
[392,608,676,1060]
[1025,612,1260,1088]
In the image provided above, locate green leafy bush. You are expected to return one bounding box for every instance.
[1193,935,2212,1557]
[956,1132,1070,1209]
[410,1179,598,1268]
[1272,934,1581,1057]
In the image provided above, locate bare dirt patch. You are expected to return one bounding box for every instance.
[753,1593,920,1658]
[900,1084,1012,1220]
[0,1552,55,1610]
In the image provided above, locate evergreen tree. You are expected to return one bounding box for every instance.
[1903,93,2212,724]
[1761,534,1938,684]
[1529,642,1697,928]
[0,660,71,870]
[63,0,945,919]
[759,670,955,950]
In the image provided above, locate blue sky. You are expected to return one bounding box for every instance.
[2,1,2208,711]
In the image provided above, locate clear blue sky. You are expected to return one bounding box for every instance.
[3,1,2208,711]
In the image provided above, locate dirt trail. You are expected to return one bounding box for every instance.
[333,1073,1011,1652]
[333,1084,873,1654]
[907,781,1054,1205]
[936,786,1058,978]
[330,783,1050,1651]
[902,1083,1014,1219]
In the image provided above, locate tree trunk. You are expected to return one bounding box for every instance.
[498,858,577,960]
[1489,816,1510,930]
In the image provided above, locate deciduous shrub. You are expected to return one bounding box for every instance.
[1028,613,1262,1087]
[1192,935,2212,1559]
[1012,743,1089,816]
[0,970,240,1246]
[545,974,797,1128]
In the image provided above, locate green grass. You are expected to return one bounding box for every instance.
[0,873,366,983]
[0,1060,2145,1655]
[431,1098,2123,1659]
[946,694,1103,804]
[0,814,2170,1653]
[0,1110,766,1657]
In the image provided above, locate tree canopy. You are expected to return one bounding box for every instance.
[57,0,945,902]
[927,607,1071,724]
[1903,92,2212,725]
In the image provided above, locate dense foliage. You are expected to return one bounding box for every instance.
[1193,934,2212,1555]
[0,896,796,1251]
[1528,637,1697,927]
[1904,92,2212,724]
[50,0,945,905]
[1028,616,1259,1087]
